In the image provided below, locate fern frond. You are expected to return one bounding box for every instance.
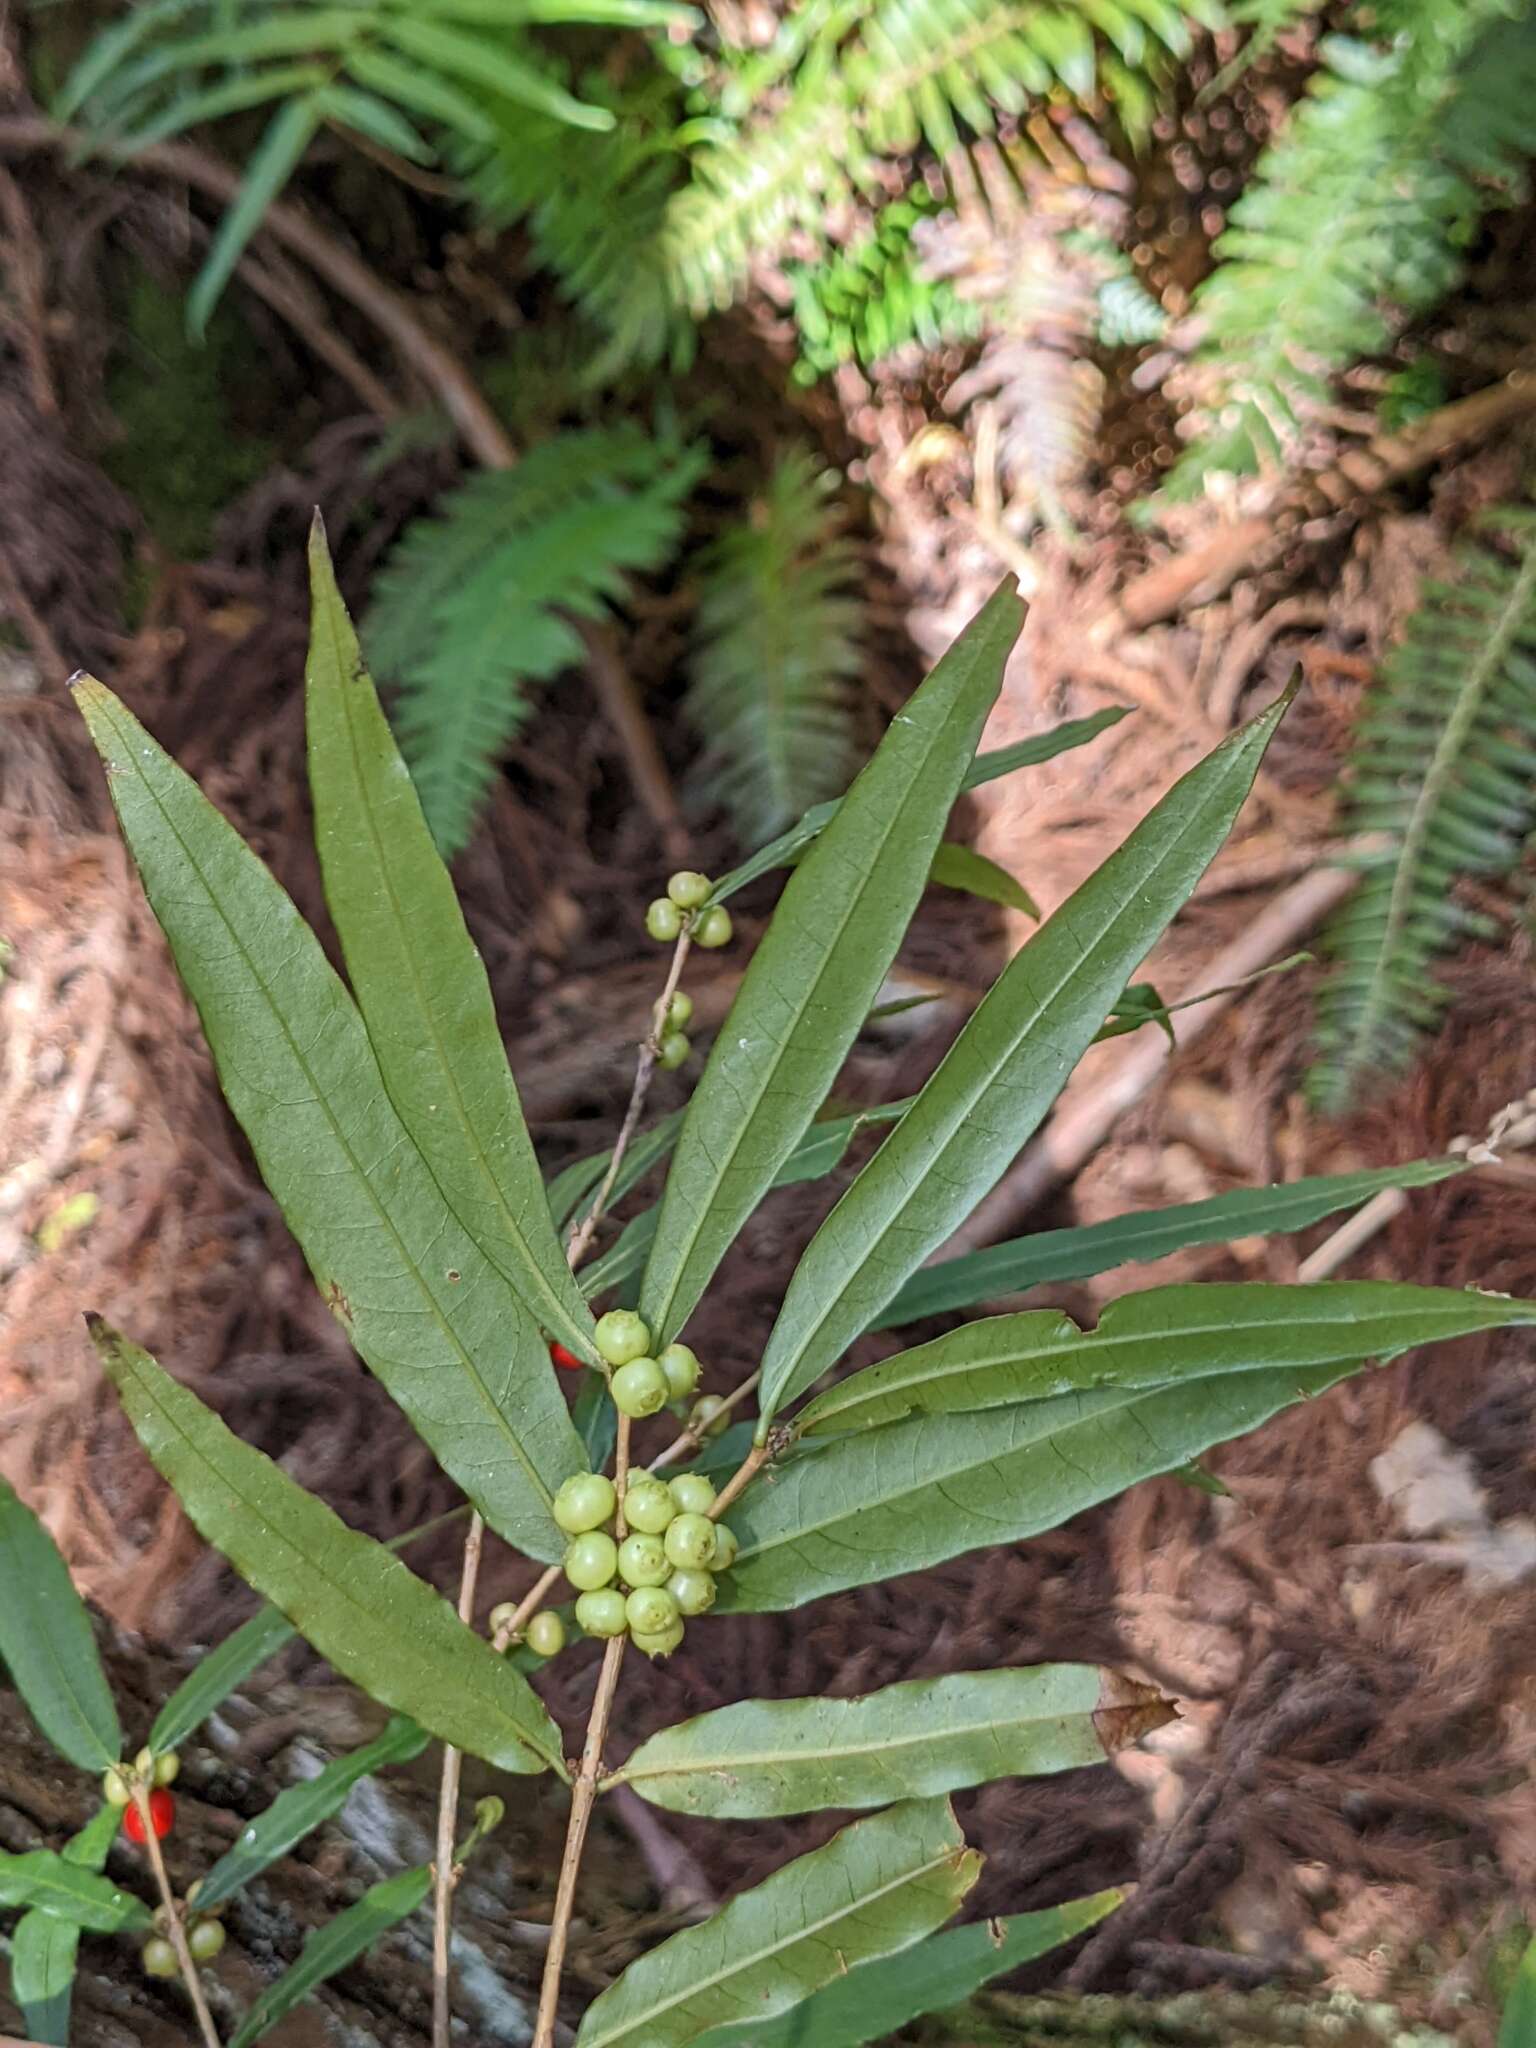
[687,451,864,845]
[366,425,704,856]
[787,192,983,377]
[1309,504,1536,1110]
[1166,1,1536,498]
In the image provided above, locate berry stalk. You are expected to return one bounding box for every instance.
[431,1508,485,2048]
[132,1780,222,2048]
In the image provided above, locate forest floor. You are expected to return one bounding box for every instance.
[3,48,1536,2047]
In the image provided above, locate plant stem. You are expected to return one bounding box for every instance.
[532,1417,631,2048]
[707,1440,770,1521]
[134,1785,222,2048]
[431,1510,485,2048]
[649,1369,761,1474]
[567,931,693,1270]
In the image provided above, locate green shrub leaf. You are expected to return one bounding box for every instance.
[574,1799,981,2048]
[796,1279,1535,1437]
[722,1361,1354,1611]
[88,1319,565,1777]
[608,1665,1170,1816]
[71,674,586,1561]
[229,1864,433,2048]
[304,524,597,1367]
[187,95,323,335]
[0,1476,121,1771]
[196,1717,431,1909]
[928,843,1039,918]
[0,1850,151,1932]
[9,1808,119,2046]
[149,1605,297,1755]
[876,1156,1467,1326]
[693,1888,1123,2048]
[640,581,1025,1346]
[755,688,1293,1428]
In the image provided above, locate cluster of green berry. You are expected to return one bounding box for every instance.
[549,1310,736,1659]
[645,874,731,1072]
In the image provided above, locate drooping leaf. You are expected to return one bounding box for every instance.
[722,1361,1355,1612]
[9,1807,119,2046]
[0,1476,121,1772]
[72,675,586,1562]
[693,1888,1123,2048]
[609,1665,1170,1817]
[755,688,1293,1428]
[574,1799,981,2048]
[875,1155,1466,1326]
[304,525,596,1366]
[196,1717,431,1909]
[795,1279,1535,1437]
[640,582,1025,1347]
[228,1864,433,2048]
[928,843,1039,919]
[88,1320,565,1777]
[0,1850,151,1932]
[187,94,323,335]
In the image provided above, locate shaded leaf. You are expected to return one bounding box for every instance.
[10,1808,119,2047]
[380,14,613,129]
[575,1799,981,2047]
[640,582,1025,1345]
[610,1665,1170,1816]
[72,675,585,1561]
[229,1864,433,2048]
[755,690,1294,1427]
[196,1717,431,1909]
[0,1475,121,1771]
[188,95,323,335]
[928,843,1039,919]
[0,1850,150,1932]
[150,1605,297,1756]
[89,1320,565,1777]
[722,1362,1356,1611]
[1500,1932,1536,2048]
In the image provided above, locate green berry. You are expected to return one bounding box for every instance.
[631,1620,686,1659]
[489,1601,520,1637]
[689,1394,730,1438]
[711,1522,739,1570]
[594,1309,652,1367]
[142,1936,179,1979]
[658,1343,701,1399]
[188,1919,226,1963]
[658,1030,691,1072]
[625,1585,680,1637]
[665,1512,718,1570]
[667,1567,716,1616]
[564,1531,619,1592]
[623,1479,676,1534]
[669,1471,716,1515]
[553,1472,618,1535]
[694,905,733,949]
[618,1533,669,1587]
[666,991,694,1031]
[154,1752,180,1788]
[575,1588,629,1638]
[611,1357,668,1418]
[645,897,683,942]
[526,1611,566,1658]
[667,871,713,910]
[135,1746,156,1776]
[103,1767,131,1808]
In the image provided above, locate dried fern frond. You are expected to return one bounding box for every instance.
[1310,504,1536,1109]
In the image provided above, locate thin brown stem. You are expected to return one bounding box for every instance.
[134,1787,221,2048]
[567,931,692,1270]
[707,1441,770,1522]
[532,1418,631,2048]
[431,1511,485,2048]
[648,1369,761,1475]
[490,1561,564,1654]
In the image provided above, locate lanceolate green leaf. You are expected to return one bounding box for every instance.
[196,1717,430,1910]
[0,1850,151,1932]
[608,1665,1170,1817]
[150,1605,297,1755]
[89,1320,565,1778]
[640,582,1025,1346]
[722,1361,1354,1612]
[229,1864,433,2048]
[304,525,597,1366]
[755,688,1293,1429]
[72,675,586,1561]
[188,94,323,335]
[875,1156,1466,1326]
[693,1889,1123,2048]
[0,1476,121,1772]
[10,1808,119,2047]
[795,1280,1534,1437]
[574,1799,981,2048]
[928,843,1039,919]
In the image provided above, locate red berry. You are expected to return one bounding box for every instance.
[124,1789,175,1843]
[549,1342,583,1371]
